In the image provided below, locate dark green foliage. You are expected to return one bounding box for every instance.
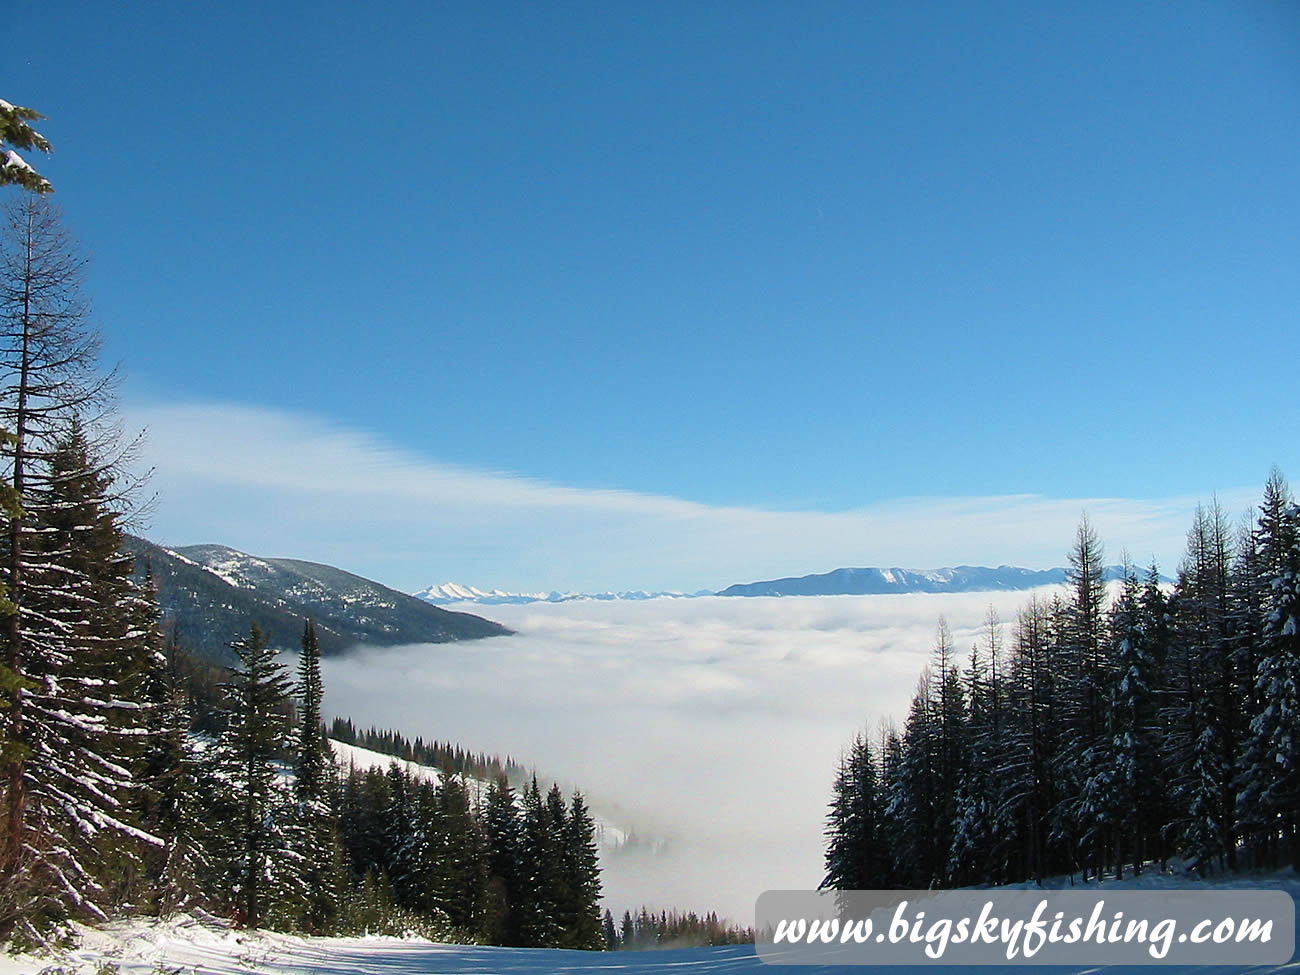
[327,717,523,783]
[560,791,604,949]
[0,425,164,936]
[613,906,753,949]
[0,99,52,193]
[212,623,300,927]
[822,733,889,890]
[826,477,1300,890]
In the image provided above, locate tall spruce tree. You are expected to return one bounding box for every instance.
[214,622,300,927]
[0,423,161,935]
[561,791,604,949]
[1236,484,1300,867]
[482,773,520,945]
[0,195,123,917]
[293,619,340,933]
[822,732,888,891]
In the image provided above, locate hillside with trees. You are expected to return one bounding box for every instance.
[123,535,511,665]
[822,478,1300,890]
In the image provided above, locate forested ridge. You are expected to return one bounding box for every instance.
[0,110,743,951]
[823,480,1300,891]
[0,127,612,945]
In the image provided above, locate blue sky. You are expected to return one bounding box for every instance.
[8,1,1299,591]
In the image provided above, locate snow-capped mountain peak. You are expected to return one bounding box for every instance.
[414,583,706,606]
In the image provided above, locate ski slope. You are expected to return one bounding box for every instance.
[3,896,1296,975]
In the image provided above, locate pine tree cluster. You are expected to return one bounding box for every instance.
[337,764,604,948]
[327,718,524,785]
[0,192,611,947]
[823,474,1300,890]
[604,906,754,950]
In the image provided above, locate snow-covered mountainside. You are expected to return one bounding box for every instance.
[415,583,713,606]
[124,535,510,665]
[718,564,1140,598]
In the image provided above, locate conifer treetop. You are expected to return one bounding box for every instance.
[0,100,53,193]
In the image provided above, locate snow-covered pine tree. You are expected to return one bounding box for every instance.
[213,622,301,927]
[292,619,341,933]
[0,195,129,927]
[1053,516,1112,879]
[1236,482,1300,868]
[890,673,940,887]
[136,629,213,916]
[949,610,1008,885]
[0,419,161,936]
[1165,503,1237,872]
[821,732,888,891]
[1002,595,1064,882]
[0,99,52,193]
[928,618,967,885]
[1104,564,1164,877]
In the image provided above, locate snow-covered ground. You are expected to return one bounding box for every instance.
[328,739,443,786]
[326,739,629,850]
[4,874,1298,975]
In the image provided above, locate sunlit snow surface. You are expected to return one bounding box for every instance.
[3,879,1297,975]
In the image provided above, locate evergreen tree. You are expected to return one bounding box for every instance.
[213,622,300,927]
[1165,503,1236,872]
[562,791,604,949]
[293,619,340,933]
[949,610,1007,884]
[516,775,560,946]
[481,773,520,945]
[1104,563,1164,877]
[0,195,130,933]
[821,732,889,890]
[0,424,160,935]
[0,99,52,193]
[436,773,486,931]
[1236,487,1300,867]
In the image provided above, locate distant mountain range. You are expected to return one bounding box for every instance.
[125,536,510,666]
[716,564,1138,597]
[416,564,1145,606]
[414,582,712,606]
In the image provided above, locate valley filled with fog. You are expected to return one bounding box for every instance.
[321,589,1058,922]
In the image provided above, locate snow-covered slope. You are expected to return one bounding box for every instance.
[6,870,1298,975]
[328,739,442,786]
[326,739,629,850]
[0,916,763,975]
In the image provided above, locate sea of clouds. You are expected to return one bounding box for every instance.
[321,589,1064,923]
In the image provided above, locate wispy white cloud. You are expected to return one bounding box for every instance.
[127,399,1260,594]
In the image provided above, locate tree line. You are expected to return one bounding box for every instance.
[0,188,612,947]
[602,905,754,950]
[823,477,1300,892]
[328,718,525,785]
